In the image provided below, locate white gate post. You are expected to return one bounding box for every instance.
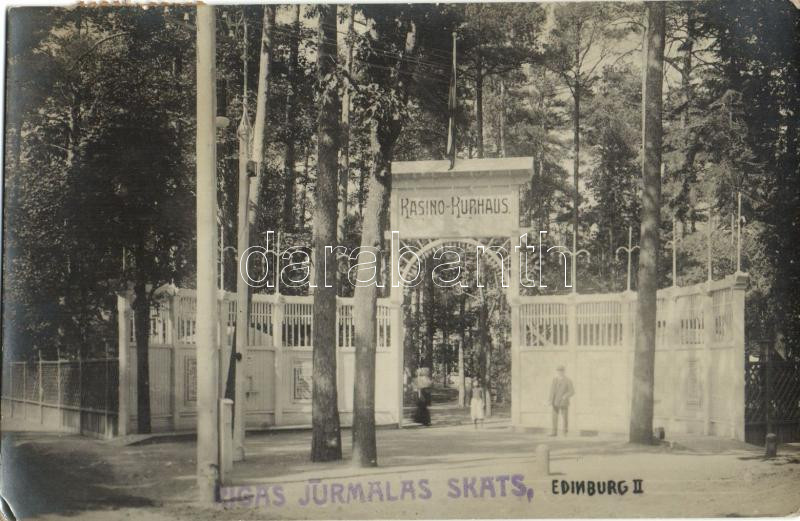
[390,297,404,428]
[567,292,579,432]
[272,294,284,426]
[730,273,748,441]
[335,297,345,413]
[666,288,681,434]
[621,289,635,429]
[510,301,521,426]
[703,283,714,435]
[509,231,522,427]
[117,292,131,437]
[233,287,248,461]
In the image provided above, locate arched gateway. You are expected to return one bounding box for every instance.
[389,157,532,428]
[390,157,747,440]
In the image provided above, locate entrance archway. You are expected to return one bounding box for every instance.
[389,157,533,427]
[388,157,748,440]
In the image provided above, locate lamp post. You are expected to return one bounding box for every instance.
[666,219,680,288]
[220,8,255,463]
[548,229,590,293]
[707,209,714,283]
[615,225,640,292]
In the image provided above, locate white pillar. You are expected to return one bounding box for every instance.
[272,294,284,426]
[702,284,714,435]
[195,3,220,501]
[510,301,521,426]
[667,288,681,434]
[509,232,522,427]
[567,292,578,432]
[391,300,404,428]
[621,290,635,430]
[730,273,748,441]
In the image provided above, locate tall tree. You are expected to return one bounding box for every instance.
[584,66,641,285]
[629,2,665,445]
[543,4,627,244]
[248,5,275,217]
[459,4,542,158]
[337,4,355,252]
[281,5,301,232]
[351,6,417,467]
[310,4,342,462]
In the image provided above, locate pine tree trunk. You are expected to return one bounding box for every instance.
[475,56,484,159]
[352,14,416,470]
[249,5,275,218]
[132,279,151,434]
[352,130,392,468]
[442,325,449,387]
[281,5,300,232]
[310,4,342,462]
[337,5,355,296]
[485,344,492,417]
[499,78,506,157]
[630,2,665,445]
[572,84,580,244]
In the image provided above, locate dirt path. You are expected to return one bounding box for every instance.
[2,420,798,520]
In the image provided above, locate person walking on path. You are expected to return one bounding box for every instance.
[470,379,486,429]
[413,367,432,426]
[549,365,574,436]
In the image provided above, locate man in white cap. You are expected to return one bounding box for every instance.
[548,365,574,436]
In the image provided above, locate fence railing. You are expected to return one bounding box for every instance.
[514,273,748,440]
[130,291,392,351]
[2,357,118,438]
[518,275,741,352]
[118,290,403,434]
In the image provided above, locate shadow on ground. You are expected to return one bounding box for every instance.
[1,433,159,519]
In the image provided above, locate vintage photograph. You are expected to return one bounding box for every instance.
[1,1,799,519]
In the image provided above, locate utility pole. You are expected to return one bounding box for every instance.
[195,3,220,502]
[233,9,251,463]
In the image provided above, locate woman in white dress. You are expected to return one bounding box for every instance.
[470,380,485,429]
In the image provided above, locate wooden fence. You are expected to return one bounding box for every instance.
[513,273,748,440]
[117,290,402,434]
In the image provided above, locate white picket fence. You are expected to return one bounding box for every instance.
[117,290,402,434]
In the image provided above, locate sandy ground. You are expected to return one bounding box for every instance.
[2,406,799,520]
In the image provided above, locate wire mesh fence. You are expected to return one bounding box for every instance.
[3,357,119,436]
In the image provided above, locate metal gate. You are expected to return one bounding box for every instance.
[745,359,800,445]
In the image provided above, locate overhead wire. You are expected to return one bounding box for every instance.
[265,23,454,85]
[269,22,455,75]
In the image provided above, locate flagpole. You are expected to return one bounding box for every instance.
[447,31,457,170]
